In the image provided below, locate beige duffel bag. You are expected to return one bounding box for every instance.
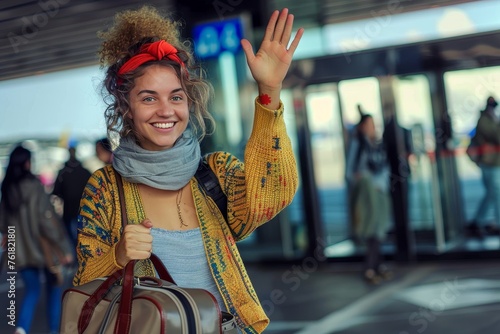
[60,253,238,334]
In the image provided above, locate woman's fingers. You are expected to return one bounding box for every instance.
[122,227,152,246]
[287,26,304,55]
[263,10,280,43]
[262,9,303,56]
[280,13,295,47]
[264,8,295,47]
[123,220,152,235]
[117,223,153,262]
[273,8,288,43]
[141,218,153,228]
[123,232,152,246]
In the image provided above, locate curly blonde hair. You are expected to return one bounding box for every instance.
[98,5,214,142]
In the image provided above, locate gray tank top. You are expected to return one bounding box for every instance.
[150,227,226,312]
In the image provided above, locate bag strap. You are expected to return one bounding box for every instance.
[114,171,175,283]
[194,160,228,222]
[78,270,124,333]
[114,171,176,334]
[114,171,127,232]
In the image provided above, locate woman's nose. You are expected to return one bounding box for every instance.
[157,101,174,117]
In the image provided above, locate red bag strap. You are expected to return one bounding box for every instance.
[114,171,177,333]
[114,258,136,333]
[78,270,124,333]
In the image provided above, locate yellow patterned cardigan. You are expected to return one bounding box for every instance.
[73,99,298,333]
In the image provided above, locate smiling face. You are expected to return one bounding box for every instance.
[128,65,189,151]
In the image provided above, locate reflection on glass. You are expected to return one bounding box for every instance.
[339,77,384,137]
[305,84,348,246]
[281,89,308,256]
[393,75,436,232]
[306,78,386,257]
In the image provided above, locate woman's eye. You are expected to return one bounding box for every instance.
[171,95,183,102]
[143,96,156,102]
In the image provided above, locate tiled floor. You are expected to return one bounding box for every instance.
[1,254,499,333]
[248,258,500,334]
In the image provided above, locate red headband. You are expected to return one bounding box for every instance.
[117,40,184,77]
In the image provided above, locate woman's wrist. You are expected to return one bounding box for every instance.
[257,82,282,93]
[257,86,281,111]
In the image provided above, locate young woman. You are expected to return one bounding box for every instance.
[0,145,73,334]
[345,113,392,284]
[73,6,303,333]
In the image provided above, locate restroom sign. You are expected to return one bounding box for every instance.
[193,17,244,59]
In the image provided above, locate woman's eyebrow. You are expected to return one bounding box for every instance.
[137,89,158,95]
[137,87,184,95]
[171,87,184,94]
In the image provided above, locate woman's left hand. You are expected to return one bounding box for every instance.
[241,8,304,93]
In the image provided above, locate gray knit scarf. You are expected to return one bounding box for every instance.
[112,128,201,190]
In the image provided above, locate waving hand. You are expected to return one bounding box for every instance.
[241,8,304,110]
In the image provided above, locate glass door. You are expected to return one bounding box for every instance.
[304,83,347,249]
[444,66,500,250]
[393,74,442,251]
[304,78,386,258]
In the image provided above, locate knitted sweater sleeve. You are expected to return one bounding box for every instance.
[73,167,121,286]
[206,98,299,240]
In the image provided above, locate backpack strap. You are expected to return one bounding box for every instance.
[194,160,228,223]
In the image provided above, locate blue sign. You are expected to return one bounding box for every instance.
[193,18,244,59]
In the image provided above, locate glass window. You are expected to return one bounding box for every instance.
[393,75,436,231]
[305,83,348,247]
[444,66,500,223]
[339,77,384,136]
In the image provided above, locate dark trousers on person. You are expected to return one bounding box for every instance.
[64,217,78,258]
[365,236,382,272]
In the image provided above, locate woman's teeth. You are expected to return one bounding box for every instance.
[153,122,174,129]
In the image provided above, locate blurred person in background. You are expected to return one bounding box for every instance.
[0,145,73,334]
[52,145,91,257]
[383,112,415,262]
[346,108,393,284]
[466,96,500,238]
[95,137,113,164]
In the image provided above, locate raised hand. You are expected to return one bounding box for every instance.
[241,8,304,110]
